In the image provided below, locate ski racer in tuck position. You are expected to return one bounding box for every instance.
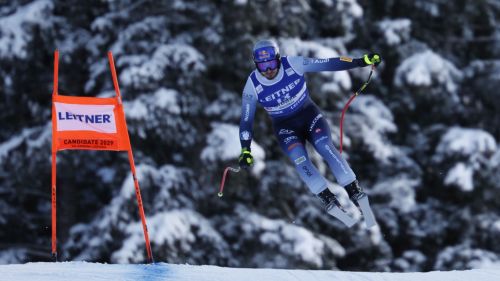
[238,39,381,227]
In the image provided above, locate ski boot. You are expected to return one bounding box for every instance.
[344,180,367,204]
[344,180,377,228]
[317,188,357,227]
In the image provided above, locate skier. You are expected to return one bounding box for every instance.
[238,39,381,227]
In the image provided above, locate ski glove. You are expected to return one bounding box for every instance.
[363,53,382,66]
[239,148,254,168]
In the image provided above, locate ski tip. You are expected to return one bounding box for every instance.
[356,196,377,228]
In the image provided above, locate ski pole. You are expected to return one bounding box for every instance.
[339,65,376,154]
[218,166,241,197]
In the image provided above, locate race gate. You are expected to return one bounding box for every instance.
[51,50,153,262]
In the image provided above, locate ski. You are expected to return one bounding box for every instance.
[327,205,358,227]
[356,195,377,228]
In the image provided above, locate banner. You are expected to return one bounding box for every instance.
[52,95,130,151]
[55,103,117,133]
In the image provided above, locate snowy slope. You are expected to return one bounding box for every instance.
[1,262,500,281]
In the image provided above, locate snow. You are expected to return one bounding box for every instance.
[204,90,241,121]
[393,250,427,272]
[444,163,474,192]
[1,262,500,281]
[155,88,181,113]
[415,1,440,17]
[64,164,197,261]
[490,149,500,167]
[200,123,266,175]
[0,249,27,265]
[435,127,497,191]
[280,38,340,60]
[394,50,462,94]
[279,38,352,94]
[0,125,50,162]
[125,88,180,119]
[200,123,242,162]
[0,132,26,162]
[434,244,500,270]
[113,209,226,263]
[234,0,248,5]
[371,176,419,213]
[121,87,189,140]
[118,44,206,89]
[0,0,53,59]
[347,95,399,163]
[436,127,497,158]
[377,18,412,46]
[96,167,116,184]
[335,0,363,19]
[243,209,333,267]
[57,29,92,56]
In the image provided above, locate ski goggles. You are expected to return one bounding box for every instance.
[254,46,277,62]
[256,59,279,72]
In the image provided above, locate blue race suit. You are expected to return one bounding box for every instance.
[239,55,366,194]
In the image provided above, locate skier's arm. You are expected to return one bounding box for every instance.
[287,54,381,74]
[239,78,257,151]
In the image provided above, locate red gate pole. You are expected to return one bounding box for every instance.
[108,51,154,263]
[51,50,59,260]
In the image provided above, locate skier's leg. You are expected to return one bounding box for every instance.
[281,141,357,226]
[273,127,357,226]
[273,125,331,194]
[280,139,328,195]
[307,114,356,187]
[308,116,376,227]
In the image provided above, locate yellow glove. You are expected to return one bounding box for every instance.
[363,53,382,66]
[238,148,254,168]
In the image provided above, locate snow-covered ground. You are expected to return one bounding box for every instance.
[1,262,500,281]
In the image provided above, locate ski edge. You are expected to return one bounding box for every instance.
[357,195,377,228]
[327,205,358,228]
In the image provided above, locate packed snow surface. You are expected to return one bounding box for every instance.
[1,262,500,281]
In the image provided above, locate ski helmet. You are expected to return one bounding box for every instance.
[252,39,280,63]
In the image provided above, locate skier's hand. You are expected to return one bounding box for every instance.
[363,53,382,66]
[238,148,254,169]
